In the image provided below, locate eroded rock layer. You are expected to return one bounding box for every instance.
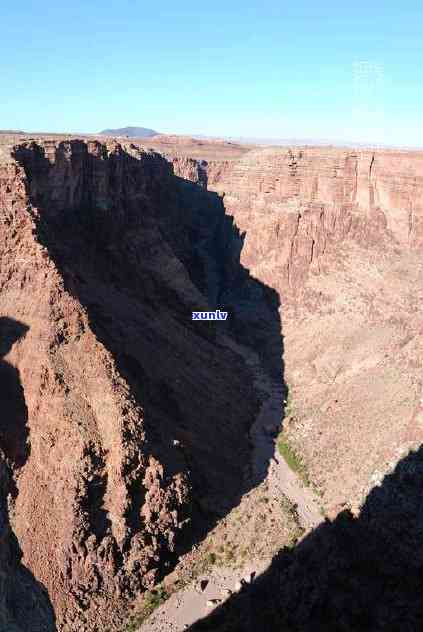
[206,147,423,289]
[0,140,261,631]
[203,146,423,514]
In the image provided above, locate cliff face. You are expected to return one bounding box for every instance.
[0,140,264,630]
[206,147,423,290]
[164,145,423,632]
[202,146,423,514]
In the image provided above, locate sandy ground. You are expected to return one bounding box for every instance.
[140,336,322,631]
[139,563,266,632]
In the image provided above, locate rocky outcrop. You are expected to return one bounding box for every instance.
[170,155,208,188]
[205,147,423,291]
[0,140,265,630]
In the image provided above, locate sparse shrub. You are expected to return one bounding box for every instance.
[277,433,310,486]
[144,586,168,611]
[280,493,305,545]
[284,390,295,418]
[124,585,169,630]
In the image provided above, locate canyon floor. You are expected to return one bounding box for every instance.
[139,333,323,632]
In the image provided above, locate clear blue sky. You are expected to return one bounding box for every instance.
[1,1,422,146]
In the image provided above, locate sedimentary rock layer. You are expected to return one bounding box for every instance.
[0,140,261,630]
[206,147,423,290]
[202,146,423,514]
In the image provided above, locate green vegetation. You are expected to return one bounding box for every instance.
[284,390,295,418]
[277,433,310,487]
[124,585,169,631]
[279,389,311,484]
[196,539,244,571]
[143,586,169,612]
[224,548,236,563]
[280,493,305,546]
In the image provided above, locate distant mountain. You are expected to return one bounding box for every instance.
[0,130,25,134]
[99,126,158,138]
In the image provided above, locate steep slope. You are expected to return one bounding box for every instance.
[156,145,423,632]
[0,449,57,632]
[204,146,423,513]
[0,139,273,631]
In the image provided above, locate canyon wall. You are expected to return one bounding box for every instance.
[172,145,423,632]
[200,146,423,514]
[0,140,267,631]
[168,145,423,516]
[203,147,423,291]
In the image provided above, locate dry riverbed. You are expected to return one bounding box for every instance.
[133,336,323,631]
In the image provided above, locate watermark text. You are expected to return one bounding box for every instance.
[192,310,228,321]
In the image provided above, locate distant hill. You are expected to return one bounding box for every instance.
[0,130,25,134]
[99,126,158,138]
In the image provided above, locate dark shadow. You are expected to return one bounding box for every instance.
[0,461,57,631]
[0,317,56,631]
[188,446,423,631]
[13,141,286,581]
[0,317,30,469]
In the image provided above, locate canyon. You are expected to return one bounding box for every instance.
[0,134,422,631]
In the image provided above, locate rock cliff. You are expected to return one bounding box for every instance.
[0,139,268,630]
[202,146,423,514]
[206,147,423,291]
[167,144,423,515]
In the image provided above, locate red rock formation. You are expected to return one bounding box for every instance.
[206,147,423,290]
[0,140,260,630]
[183,145,423,515]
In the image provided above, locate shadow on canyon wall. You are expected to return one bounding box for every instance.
[0,317,30,469]
[14,142,286,576]
[0,317,56,632]
[188,445,423,632]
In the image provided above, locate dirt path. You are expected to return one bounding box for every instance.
[140,336,322,631]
